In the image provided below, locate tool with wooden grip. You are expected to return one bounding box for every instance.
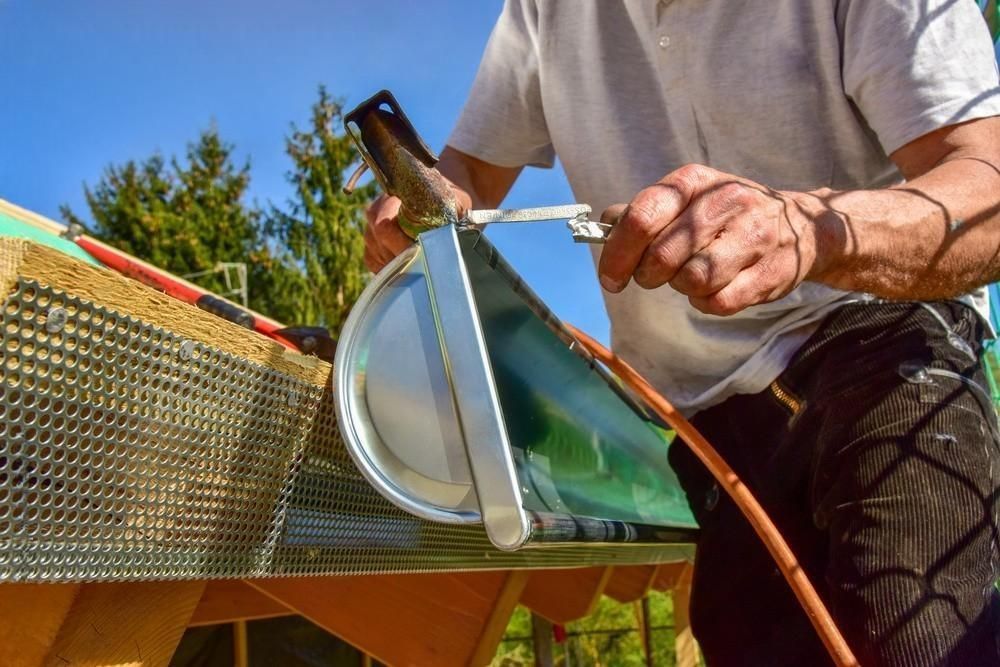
[343,90,611,243]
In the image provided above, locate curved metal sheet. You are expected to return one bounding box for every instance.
[334,244,480,524]
[335,225,698,550]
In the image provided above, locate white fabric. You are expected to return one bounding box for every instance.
[448,0,1000,413]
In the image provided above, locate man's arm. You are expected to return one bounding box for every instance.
[363,146,522,272]
[812,115,1000,299]
[597,115,1000,316]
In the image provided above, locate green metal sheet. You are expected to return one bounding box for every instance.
[460,232,698,539]
[0,212,97,265]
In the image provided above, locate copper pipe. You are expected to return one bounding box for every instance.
[565,324,859,667]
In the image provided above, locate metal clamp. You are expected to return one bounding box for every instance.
[461,204,611,244]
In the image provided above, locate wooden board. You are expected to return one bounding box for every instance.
[604,565,659,603]
[519,567,612,624]
[189,580,293,627]
[0,238,326,384]
[246,571,528,667]
[0,198,285,330]
[0,584,80,667]
[40,581,205,667]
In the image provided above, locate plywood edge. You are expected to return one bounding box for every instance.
[7,240,328,384]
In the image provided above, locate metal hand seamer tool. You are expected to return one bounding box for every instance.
[342,90,611,244]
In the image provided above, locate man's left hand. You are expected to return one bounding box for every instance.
[599,164,823,316]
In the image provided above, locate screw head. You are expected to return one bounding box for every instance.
[178,340,195,361]
[45,307,67,333]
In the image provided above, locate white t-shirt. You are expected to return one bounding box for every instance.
[448,0,1000,413]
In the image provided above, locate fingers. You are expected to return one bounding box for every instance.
[368,195,410,255]
[449,181,473,220]
[601,203,627,226]
[688,261,784,316]
[364,224,391,273]
[598,164,709,293]
[363,182,473,274]
[594,164,809,315]
[636,184,775,291]
[598,184,687,292]
[364,195,412,273]
[667,227,763,297]
[632,186,746,289]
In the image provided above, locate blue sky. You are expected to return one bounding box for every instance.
[0,0,609,341]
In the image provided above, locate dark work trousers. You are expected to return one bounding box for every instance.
[669,301,1000,666]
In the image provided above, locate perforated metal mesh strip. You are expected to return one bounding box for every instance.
[0,279,692,582]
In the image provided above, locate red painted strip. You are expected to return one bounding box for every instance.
[75,236,297,350]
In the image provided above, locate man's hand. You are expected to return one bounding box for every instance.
[363,181,473,273]
[364,194,413,273]
[598,164,823,316]
[363,146,520,273]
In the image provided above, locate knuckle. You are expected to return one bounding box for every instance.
[744,218,775,248]
[706,291,743,316]
[620,201,661,242]
[753,257,775,282]
[676,258,714,293]
[672,163,708,184]
[636,242,683,287]
[649,240,683,273]
[716,182,750,207]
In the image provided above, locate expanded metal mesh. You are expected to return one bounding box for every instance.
[0,279,692,582]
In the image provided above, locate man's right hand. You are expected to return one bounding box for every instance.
[363,194,413,273]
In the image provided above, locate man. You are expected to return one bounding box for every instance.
[365,1,1000,664]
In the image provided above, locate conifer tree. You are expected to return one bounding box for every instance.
[266,86,376,334]
[62,89,376,336]
[60,129,273,308]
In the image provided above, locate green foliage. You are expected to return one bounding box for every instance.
[62,87,375,337]
[61,129,266,303]
[265,86,377,333]
[493,593,689,667]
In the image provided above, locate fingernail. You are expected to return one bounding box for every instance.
[600,274,623,293]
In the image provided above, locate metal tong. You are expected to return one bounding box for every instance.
[343,90,611,243]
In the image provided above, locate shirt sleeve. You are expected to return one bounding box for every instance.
[840,0,1000,155]
[446,0,555,169]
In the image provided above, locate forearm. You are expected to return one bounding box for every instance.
[806,156,1000,299]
